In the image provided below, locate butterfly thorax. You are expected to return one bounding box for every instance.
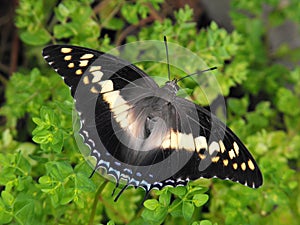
[163,80,180,94]
[151,80,179,106]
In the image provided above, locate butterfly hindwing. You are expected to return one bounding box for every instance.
[169,97,263,188]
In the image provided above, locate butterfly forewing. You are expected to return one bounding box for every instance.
[42,45,158,96]
[42,44,263,192]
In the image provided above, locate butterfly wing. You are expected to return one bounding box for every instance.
[42,45,158,96]
[166,97,263,188]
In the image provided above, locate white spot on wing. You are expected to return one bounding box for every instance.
[79,60,89,67]
[211,156,220,162]
[64,55,72,61]
[233,142,239,156]
[91,70,104,83]
[170,130,178,149]
[233,163,238,170]
[99,80,114,93]
[103,91,131,113]
[248,159,255,170]
[90,86,99,93]
[88,138,95,148]
[228,149,236,159]
[178,132,194,151]
[83,76,89,84]
[75,69,82,75]
[103,91,132,130]
[161,137,171,149]
[61,47,72,53]
[223,159,228,166]
[89,66,101,72]
[68,62,75,68]
[80,53,94,59]
[194,136,207,152]
[219,140,226,153]
[241,162,246,171]
[208,141,219,155]
[114,110,129,128]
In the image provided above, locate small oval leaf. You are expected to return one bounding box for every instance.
[182,201,195,221]
[193,194,209,207]
[144,199,159,210]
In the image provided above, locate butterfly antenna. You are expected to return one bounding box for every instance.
[164,36,171,81]
[177,66,217,83]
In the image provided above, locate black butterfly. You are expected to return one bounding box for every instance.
[42,42,263,200]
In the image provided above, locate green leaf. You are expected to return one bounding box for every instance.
[169,199,183,218]
[20,28,51,46]
[60,188,74,205]
[38,176,51,185]
[2,129,13,147]
[182,201,195,221]
[74,194,85,209]
[192,222,200,225]
[144,199,159,210]
[154,206,168,222]
[200,220,213,225]
[0,205,13,224]
[159,191,171,206]
[107,220,115,225]
[227,97,249,116]
[121,4,139,24]
[53,24,75,39]
[276,88,300,116]
[142,205,168,224]
[75,172,97,192]
[193,194,209,207]
[14,194,35,224]
[104,18,125,30]
[46,161,73,181]
[1,191,14,206]
[55,3,71,21]
[169,186,187,196]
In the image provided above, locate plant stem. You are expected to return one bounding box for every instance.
[88,180,109,225]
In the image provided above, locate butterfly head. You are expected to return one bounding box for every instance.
[164,80,180,94]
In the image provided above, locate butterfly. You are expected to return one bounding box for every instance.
[42,40,263,200]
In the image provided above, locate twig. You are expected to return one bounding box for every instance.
[143,2,163,22]
[0,62,10,75]
[115,2,163,46]
[88,180,109,225]
[9,27,19,75]
[93,0,110,14]
[115,16,155,46]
